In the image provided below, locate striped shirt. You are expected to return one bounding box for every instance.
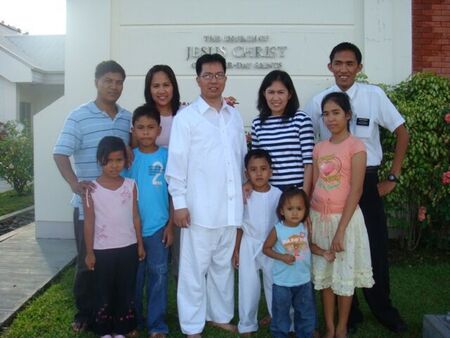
[53,101,131,217]
[251,111,314,188]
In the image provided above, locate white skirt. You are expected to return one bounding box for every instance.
[310,207,374,296]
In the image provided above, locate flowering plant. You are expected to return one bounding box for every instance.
[379,73,450,250]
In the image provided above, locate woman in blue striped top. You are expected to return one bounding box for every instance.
[251,70,314,193]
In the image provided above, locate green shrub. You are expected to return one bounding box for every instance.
[379,72,450,250]
[0,121,33,195]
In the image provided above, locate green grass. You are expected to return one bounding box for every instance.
[1,257,449,338]
[0,190,33,216]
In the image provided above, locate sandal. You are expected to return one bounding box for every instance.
[150,333,167,338]
[127,330,139,338]
[71,320,87,333]
[259,315,271,327]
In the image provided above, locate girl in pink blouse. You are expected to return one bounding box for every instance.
[84,136,145,338]
[310,92,374,338]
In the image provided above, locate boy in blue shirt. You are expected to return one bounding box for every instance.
[125,104,173,338]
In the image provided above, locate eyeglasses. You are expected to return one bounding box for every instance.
[200,72,226,81]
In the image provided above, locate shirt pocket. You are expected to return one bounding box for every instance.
[353,113,374,139]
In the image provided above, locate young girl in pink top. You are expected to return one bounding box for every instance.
[84,136,145,338]
[310,92,374,338]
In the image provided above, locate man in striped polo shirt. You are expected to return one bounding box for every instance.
[53,60,132,333]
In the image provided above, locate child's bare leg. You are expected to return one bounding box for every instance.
[322,288,335,338]
[335,294,352,338]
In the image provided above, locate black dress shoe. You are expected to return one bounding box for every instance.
[385,318,408,333]
[347,317,363,335]
[347,322,358,335]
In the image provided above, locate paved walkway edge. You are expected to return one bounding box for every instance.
[0,206,34,222]
[0,223,77,328]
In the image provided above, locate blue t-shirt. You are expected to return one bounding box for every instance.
[273,221,311,287]
[124,147,169,236]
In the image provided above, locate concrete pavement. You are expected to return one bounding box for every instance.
[0,223,76,327]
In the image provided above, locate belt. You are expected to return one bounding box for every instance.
[366,166,380,173]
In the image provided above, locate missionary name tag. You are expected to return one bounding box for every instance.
[356,118,370,126]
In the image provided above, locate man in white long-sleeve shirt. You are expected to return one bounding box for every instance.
[166,53,247,337]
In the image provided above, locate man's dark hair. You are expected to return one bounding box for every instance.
[195,53,226,76]
[329,42,362,65]
[132,103,161,126]
[244,149,272,169]
[95,60,126,80]
[144,64,181,115]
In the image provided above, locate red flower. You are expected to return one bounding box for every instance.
[417,206,427,222]
[445,113,450,124]
[442,171,450,185]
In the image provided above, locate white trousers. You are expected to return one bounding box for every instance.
[238,233,273,333]
[177,224,236,335]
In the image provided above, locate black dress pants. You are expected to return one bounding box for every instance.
[73,208,95,324]
[349,171,402,327]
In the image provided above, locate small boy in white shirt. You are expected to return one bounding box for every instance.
[232,149,282,336]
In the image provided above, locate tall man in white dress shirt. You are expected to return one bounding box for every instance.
[304,42,409,334]
[166,53,247,338]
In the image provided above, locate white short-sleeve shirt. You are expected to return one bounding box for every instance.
[303,82,405,166]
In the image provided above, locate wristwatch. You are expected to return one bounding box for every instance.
[387,173,399,183]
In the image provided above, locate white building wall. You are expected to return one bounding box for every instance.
[34,0,412,238]
[0,76,17,122]
[113,0,361,126]
[363,0,412,84]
